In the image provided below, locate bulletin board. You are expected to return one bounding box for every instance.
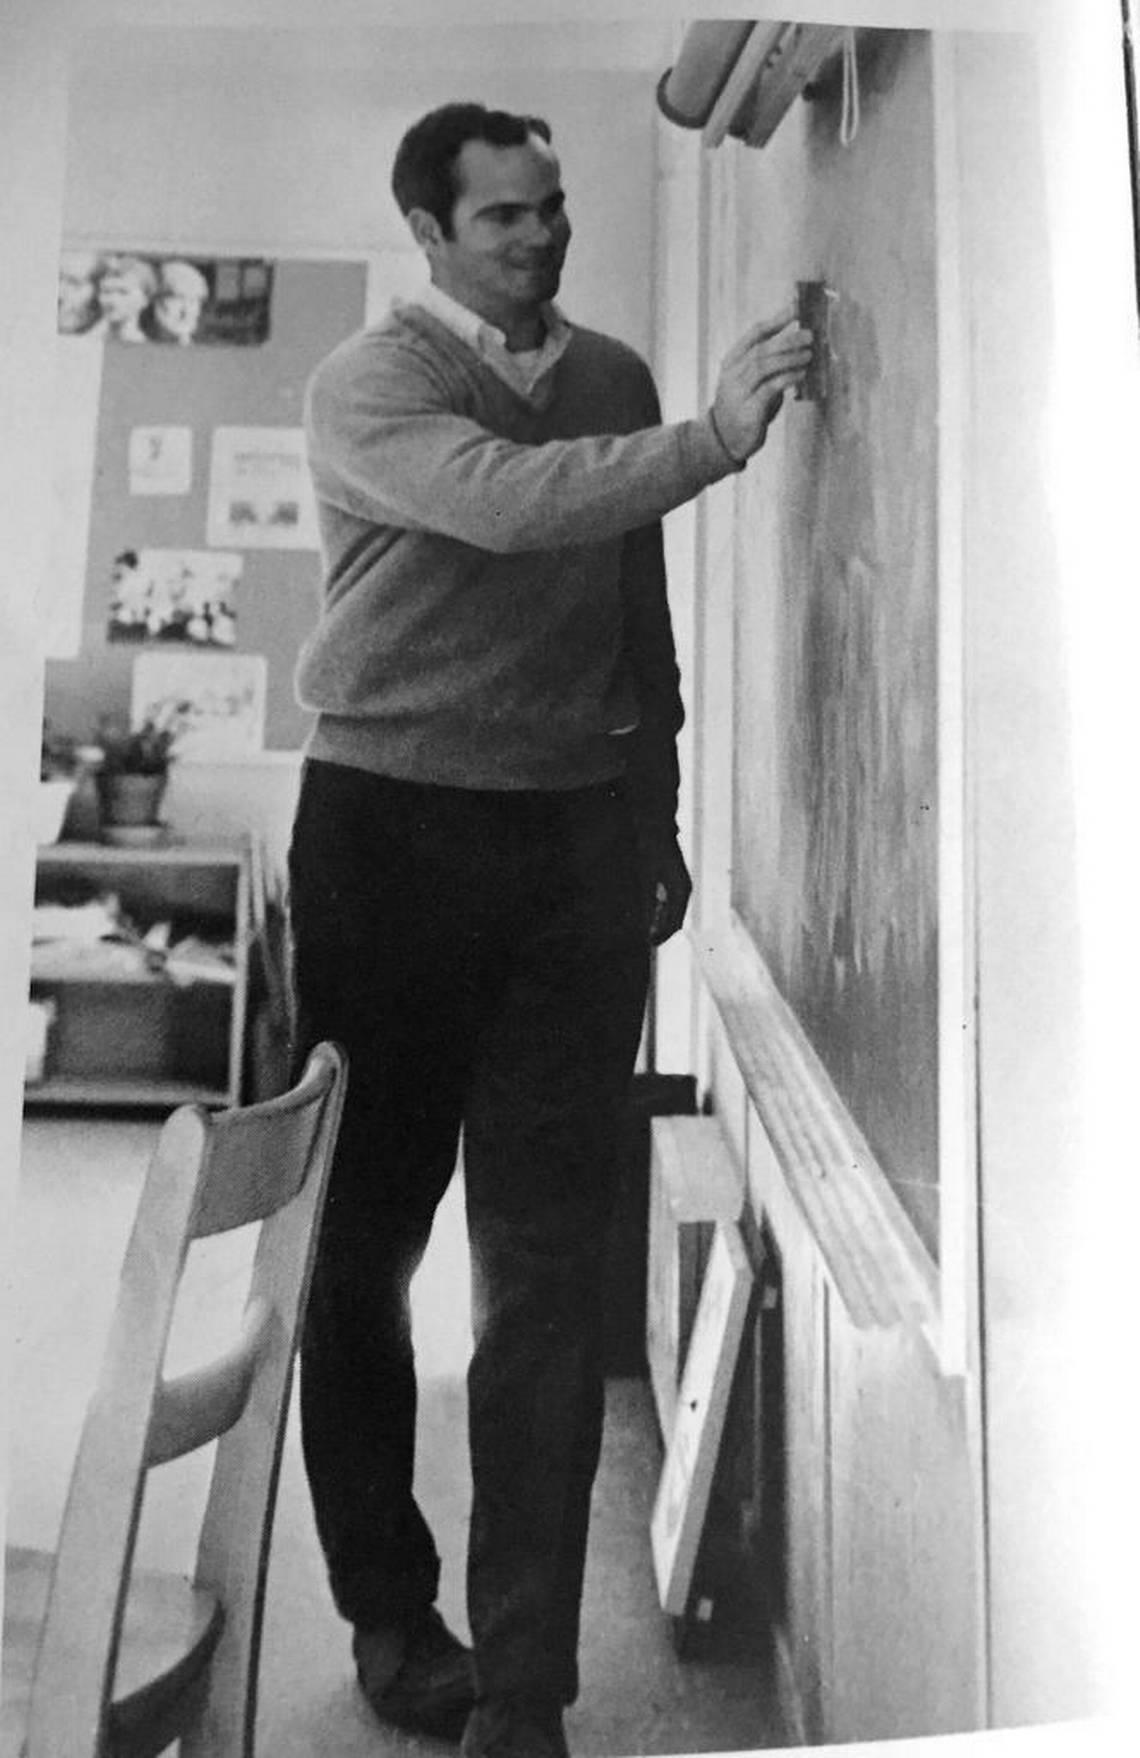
[732,35,941,1259]
[43,257,370,753]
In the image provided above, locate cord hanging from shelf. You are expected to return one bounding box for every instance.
[839,27,862,148]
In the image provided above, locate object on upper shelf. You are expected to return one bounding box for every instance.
[163,934,237,988]
[31,889,156,985]
[33,893,124,945]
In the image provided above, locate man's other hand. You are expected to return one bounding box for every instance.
[644,834,692,947]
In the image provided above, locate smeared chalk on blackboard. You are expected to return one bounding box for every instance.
[734,33,942,1255]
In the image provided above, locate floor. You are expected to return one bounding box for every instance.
[6,1113,789,1757]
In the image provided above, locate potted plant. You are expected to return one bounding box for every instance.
[93,700,190,836]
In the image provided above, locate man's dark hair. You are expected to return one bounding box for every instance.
[391,102,553,238]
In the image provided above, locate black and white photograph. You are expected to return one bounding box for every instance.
[2,5,1138,1758]
[106,548,241,646]
[57,248,274,346]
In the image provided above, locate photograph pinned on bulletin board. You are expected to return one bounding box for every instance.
[131,650,267,763]
[128,426,193,497]
[107,548,241,647]
[57,248,273,346]
[206,426,320,550]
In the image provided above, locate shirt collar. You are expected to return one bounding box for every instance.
[405,282,572,402]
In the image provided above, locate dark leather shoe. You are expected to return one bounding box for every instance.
[460,1695,570,1758]
[354,1607,475,1743]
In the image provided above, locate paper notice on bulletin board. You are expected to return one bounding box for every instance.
[206,425,319,550]
[131,649,267,762]
[129,426,193,496]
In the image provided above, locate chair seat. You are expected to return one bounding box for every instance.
[3,1545,224,1758]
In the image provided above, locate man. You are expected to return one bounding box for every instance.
[289,102,810,1758]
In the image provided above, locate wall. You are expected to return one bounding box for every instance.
[654,16,1127,1743]
[957,30,1094,1726]
[52,21,668,861]
[1,0,73,1567]
[62,26,662,364]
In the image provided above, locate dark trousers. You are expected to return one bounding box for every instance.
[288,759,650,1704]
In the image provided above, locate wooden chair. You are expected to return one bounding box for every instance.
[2,1040,347,1758]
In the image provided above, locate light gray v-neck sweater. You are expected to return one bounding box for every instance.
[296,303,738,826]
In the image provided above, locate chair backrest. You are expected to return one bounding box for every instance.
[23,1041,348,1758]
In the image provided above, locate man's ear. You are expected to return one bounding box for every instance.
[406,207,442,257]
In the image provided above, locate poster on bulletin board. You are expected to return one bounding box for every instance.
[206,426,320,550]
[131,650,267,762]
[129,426,193,496]
[107,549,241,646]
[57,249,273,347]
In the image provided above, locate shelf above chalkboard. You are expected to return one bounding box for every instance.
[657,20,849,151]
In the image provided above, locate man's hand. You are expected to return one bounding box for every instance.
[711,306,814,464]
[643,834,693,948]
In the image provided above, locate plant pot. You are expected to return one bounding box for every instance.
[97,771,168,830]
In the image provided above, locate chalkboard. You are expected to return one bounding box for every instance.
[733,35,940,1258]
[43,258,368,752]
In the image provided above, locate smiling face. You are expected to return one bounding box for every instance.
[154,291,204,342]
[97,268,151,332]
[411,132,571,337]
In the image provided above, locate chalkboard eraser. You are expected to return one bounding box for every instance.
[795,279,837,403]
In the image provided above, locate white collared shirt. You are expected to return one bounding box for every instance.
[403,281,572,403]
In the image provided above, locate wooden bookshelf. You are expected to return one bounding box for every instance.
[25,838,250,1112]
